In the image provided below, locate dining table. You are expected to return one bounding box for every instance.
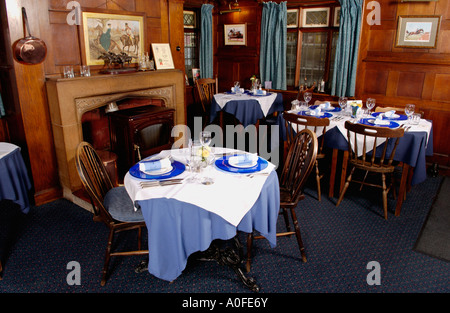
[0,142,32,279]
[0,142,31,214]
[124,147,280,291]
[210,90,284,128]
[281,105,433,216]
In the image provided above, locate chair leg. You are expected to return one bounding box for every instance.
[290,208,307,262]
[281,208,291,233]
[382,174,388,220]
[336,167,355,206]
[246,233,253,273]
[315,161,321,201]
[101,229,115,286]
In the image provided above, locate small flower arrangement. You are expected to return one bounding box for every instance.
[196,146,211,163]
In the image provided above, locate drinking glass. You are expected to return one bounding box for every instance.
[303,92,312,107]
[339,97,348,115]
[405,104,415,123]
[63,66,74,78]
[80,65,90,77]
[200,131,212,147]
[366,98,375,114]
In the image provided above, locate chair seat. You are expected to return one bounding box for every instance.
[350,160,395,173]
[103,186,144,223]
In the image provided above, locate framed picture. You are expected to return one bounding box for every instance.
[287,9,299,28]
[151,43,175,70]
[301,8,330,28]
[80,10,145,66]
[395,16,441,48]
[192,68,200,83]
[224,24,247,46]
[333,7,341,27]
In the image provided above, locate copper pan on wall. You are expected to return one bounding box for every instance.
[12,7,47,65]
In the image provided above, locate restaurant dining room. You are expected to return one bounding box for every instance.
[0,0,449,305]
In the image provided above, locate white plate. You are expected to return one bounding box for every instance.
[228,156,258,168]
[143,165,173,176]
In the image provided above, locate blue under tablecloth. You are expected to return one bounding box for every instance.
[0,143,32,213]
[323,126,433,186]
[136,171,280,282]
[210,93,284,127]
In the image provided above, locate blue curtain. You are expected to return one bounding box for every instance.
[331,0,363,97]
[200,4,214,79]
[0,93,5,117]
[260,1,287,90]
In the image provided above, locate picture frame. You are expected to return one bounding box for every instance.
[301,8,330,28]
[192,68,200,83]
[395,16,441,49]
[287,9,299,28]
[224,24,247,46]
[80,9,145,67]
[151,43,175,70]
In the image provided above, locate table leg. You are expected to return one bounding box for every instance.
[395,163,410,216]
[329,149,338,198]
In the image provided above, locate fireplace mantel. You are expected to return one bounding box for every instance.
[46,69,185,200]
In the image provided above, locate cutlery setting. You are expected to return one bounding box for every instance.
[139,179,184,188]
[400,124,411,132]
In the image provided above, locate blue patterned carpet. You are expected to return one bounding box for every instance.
[0,173,449,296]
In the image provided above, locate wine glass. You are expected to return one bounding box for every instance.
[366,98,376,115]
[234,81,240,94]
[405,104,415,123]
[339,97,348,115]
[303,92,312,107]
[200,131,212,147]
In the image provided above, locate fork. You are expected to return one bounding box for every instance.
[139,179,183,188]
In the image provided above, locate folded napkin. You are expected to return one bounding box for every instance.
[319,102,331,110]
[230,154,258,166]
[384,110,396,118]
[374,115,390,125]
[309,107,322,116]
[254,89,266,95]
[139,157,171,172]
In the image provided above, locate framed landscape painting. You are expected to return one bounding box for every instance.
[395,16,440,48]
[80,10,145,66]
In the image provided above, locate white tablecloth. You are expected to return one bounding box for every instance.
[213,92,278,117]
[124,148,276,227]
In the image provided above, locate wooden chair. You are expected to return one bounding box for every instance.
[194,77,218,128]
[246,129,318,271]
[75,142,148,286]
[336,121,405,219]
[283,112,330,201]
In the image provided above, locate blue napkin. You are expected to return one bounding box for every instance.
[139,158,171,172]
[309,107,322,116]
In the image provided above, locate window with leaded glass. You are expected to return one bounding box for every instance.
[286,5,340,92]
[183,10,199,81]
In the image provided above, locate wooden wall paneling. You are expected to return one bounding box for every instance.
[168,0,186,72]
[432,74,450,103]
[397,71,425,98]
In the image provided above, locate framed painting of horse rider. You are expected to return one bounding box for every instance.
[395,16,440,49]
[80,10,145,66]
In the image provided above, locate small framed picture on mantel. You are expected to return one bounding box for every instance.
[151,43,175,70]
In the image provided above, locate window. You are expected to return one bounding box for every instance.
[184,10,199,81]
[286,6,340,92]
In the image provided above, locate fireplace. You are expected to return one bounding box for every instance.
[46,70,185,205]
